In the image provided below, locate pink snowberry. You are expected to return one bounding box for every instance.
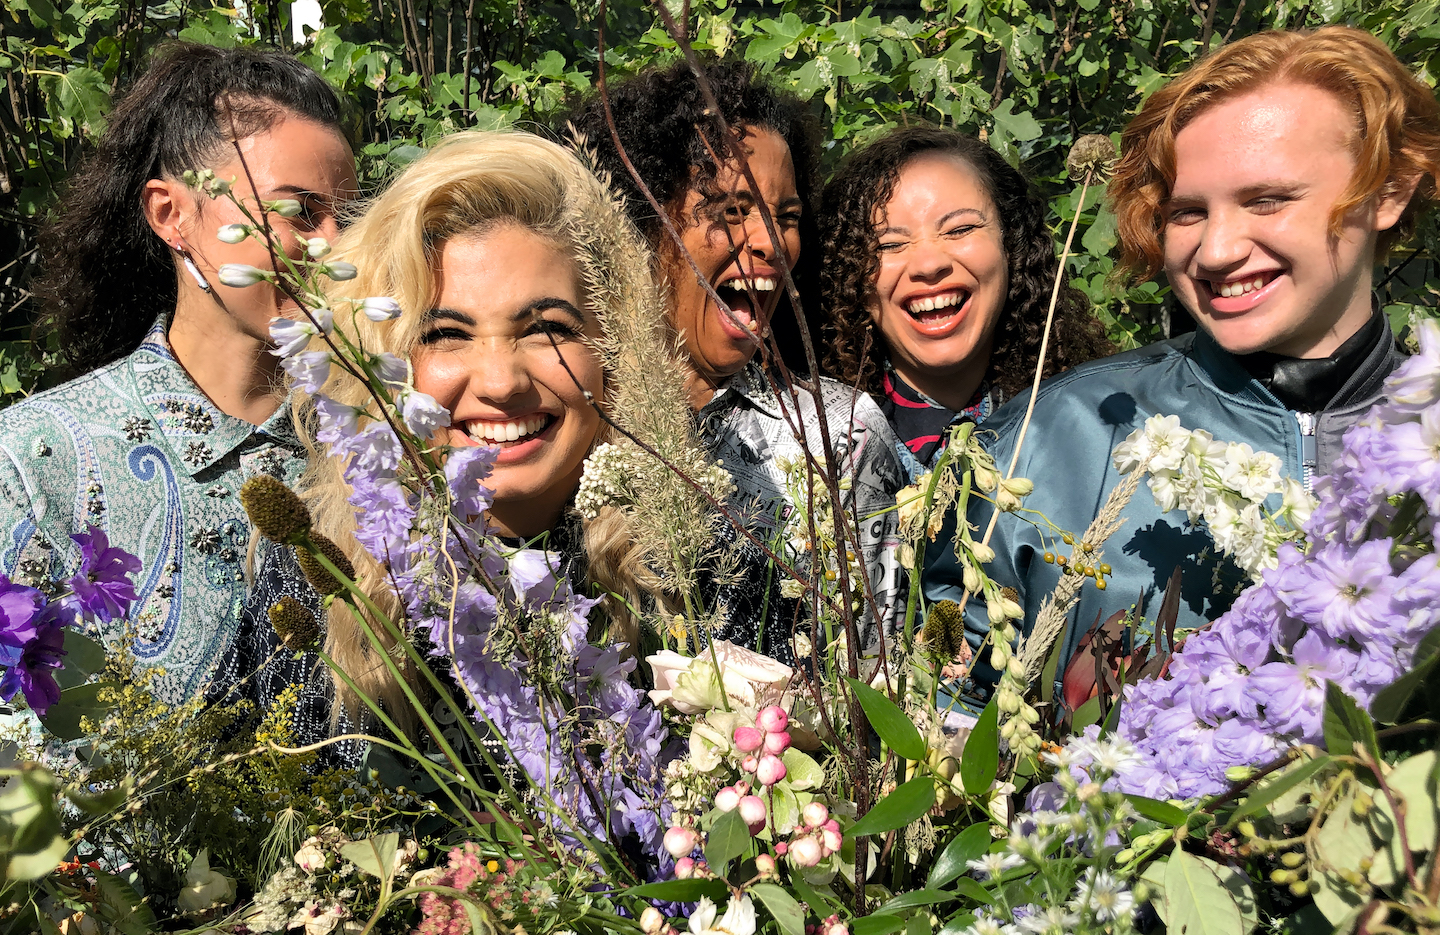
[775,842,789,856]
[733,726,765,753]
[674,857,695,879]
[715,786,741,812]
[763,731,791,755]
[755,854,777,876]
[738,795,767,833]
[802,802,829,828]
[664,826,698,859]
[756,754,787,787]
[822,828,842,854]
[741,754,760,774]
[788,835,823,868]
[757,705,788,733]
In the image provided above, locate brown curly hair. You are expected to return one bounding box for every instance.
[1110,26,1440,283]
[818,126,1113,399]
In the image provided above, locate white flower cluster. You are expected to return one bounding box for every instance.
[1112,413,1314,579]
[575,442,735,521]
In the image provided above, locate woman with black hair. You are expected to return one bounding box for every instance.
[567,60,907,659]
[818,126,1113,481]
[0,43,356,704]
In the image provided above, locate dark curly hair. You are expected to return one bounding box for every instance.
[565,58,822,372]
[818,126,1113,399]
[36,42,345,376]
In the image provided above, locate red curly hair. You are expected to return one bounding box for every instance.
[1110,26,1440,282]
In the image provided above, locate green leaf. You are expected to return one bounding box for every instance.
[54,629,107,691]
[1081,201,1119,257]
[782,748,826,792]
[950,877,995,906]
[848,776,937,838]
[959,700,999,795]
[1370,625,1440,722]
[1070,694,1101,731]
[339,832,398,880]
[752,883,807,935]
[705,807,751,871]
[1162,850,1244,935]
[990,99,1042,142]
[39,66,110,139]
[1228,756,1334,825]
[91,867,157,935]
[622,878,728,901]
[927,823,992,889]
[39,681,115,741]
[853,915,906,935]
[1323,682,1380,761]
[907,913,932,935]
[847,677,926,761]
[880,889,953,913]
[1124,794,1188,827]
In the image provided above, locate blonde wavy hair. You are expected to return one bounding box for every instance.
[295,130,688,728]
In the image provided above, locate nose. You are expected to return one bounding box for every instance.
[740,212,777,262]
[907,236,954,283]
[466,338,534,405]
[1194,206,1251,274]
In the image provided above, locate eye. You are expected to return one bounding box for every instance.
[945,223,979,238]
[419,326,470,346]
[526,317,582,340]
[1248,196,1291,215]
[876,240,907,253]
[777,209,803,228]
[1166,206,1205,226]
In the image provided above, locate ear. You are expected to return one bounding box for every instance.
[1375,173,1423,232]
[140,177,196,247]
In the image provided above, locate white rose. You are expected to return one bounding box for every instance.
[177,850,237,914]
[647,642,793,715]
[294,842,327,872]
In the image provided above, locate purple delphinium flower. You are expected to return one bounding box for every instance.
[0,576,44,650]
[0,609,67,715]
[1273,538,1398,644]
[67,525,141,624]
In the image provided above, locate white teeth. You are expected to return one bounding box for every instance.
[719,276,777,292]
[466,414,549,444]
[906,292,964,315]
[1216,276,1268,298]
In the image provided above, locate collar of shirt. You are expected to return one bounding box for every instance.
[128,316,301,477]
[698,363,784,425]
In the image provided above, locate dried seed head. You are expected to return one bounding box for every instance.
[268,595,320,651]
[297,534,355,596]
[239,475,311,544]
[1067,134,1118,182]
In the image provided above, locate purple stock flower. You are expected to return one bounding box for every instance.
[1274,538,1398,643]
[1246,631,1349,740]
[66,525,141,624]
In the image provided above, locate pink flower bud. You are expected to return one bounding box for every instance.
[822,818,840,834]
[733,725,765,753]
[734,781,750,795]
[802,802,829,828]
[674,857,695,879]
[821,828,842,854]
[640,907,665,935]
[741,754,759,773]
[757,705,789,733]
[756,754,787,787]
[663,826,698,859]
[774,842,789,856]
[715,786,741,812]
[755,854,777,876]
[788,835,823,868]
[738,795,767,833]
[763,731,791,755]
[824,922,850,935]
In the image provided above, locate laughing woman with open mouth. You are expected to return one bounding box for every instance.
[568,60,908,662]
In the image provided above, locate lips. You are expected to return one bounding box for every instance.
[1202,270,1283,314]
[712,269,778,341]
[459,413,555,447]
[899,288,972,337]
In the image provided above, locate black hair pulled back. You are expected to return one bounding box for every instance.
[37,42,344,375]
[818,125,1113,398]
[565,58,822,373]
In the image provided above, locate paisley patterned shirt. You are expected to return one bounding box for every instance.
[0,317,306,704]
[697,364,906,657]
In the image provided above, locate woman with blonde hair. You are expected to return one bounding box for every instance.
[212,130,707,753]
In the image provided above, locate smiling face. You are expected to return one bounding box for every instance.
[867,152,1009,410]
[171,113,358,341]
[1162,82,1412,359]
[413,225,604,538]
[667,127,802,404]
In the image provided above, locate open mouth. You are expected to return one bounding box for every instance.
[462,413,555,448]
[714,274,778,337]
[904,289,969,322]
[1205,271,1280,299]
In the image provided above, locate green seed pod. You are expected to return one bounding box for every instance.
[1280,852,1306,869]
[268,594,320,651]
[297,534,356,596]
[1236,821,1257,838]
[239,475,312,544]
[1270,869,1294,885]
[1289,881,1309,898]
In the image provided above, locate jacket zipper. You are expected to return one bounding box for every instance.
[1296,411,1317,491]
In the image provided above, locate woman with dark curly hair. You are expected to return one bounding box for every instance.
[819,126,1113,480]
[566,60,907,658]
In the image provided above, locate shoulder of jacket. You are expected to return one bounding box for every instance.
[0,363,130,423]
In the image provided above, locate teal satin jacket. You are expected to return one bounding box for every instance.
[921,324,1403,704]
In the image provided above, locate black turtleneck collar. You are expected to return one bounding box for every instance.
[1236,306,1392,413]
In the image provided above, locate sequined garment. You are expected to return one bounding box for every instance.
[0,317,306,704]
[697,364,906,657]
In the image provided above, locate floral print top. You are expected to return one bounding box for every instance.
[0,317,307,704]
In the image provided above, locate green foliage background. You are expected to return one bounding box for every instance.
[2,0,1438,402]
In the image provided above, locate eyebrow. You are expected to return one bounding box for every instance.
[1166,181,1308,206]
[423,298,585,325]
[877,207,987,237]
